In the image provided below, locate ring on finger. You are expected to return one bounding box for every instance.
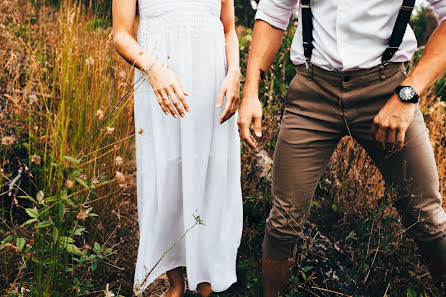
[162,96,169,101]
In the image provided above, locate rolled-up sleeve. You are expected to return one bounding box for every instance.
[255,0,298,30]
[428,0,446,23]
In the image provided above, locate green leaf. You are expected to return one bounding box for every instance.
[94,242,100,250]
[0,235,15,249]
[37,220,52,228]
[302,266,313,272]
[64,156,80,164]
[57,201,65,221]
[91,262,97,272]
[16,237,25,252]
[73,226,85,236]
[60,236,74,244]
[75,177,90,189]
[17,195,36,203]
[37,191,44,203]
[21,218,38,227]
[25,208,39,218]
[406,285,417,297]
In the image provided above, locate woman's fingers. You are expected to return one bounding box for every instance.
[217,86,226,108]
[154,90,169,115]
[166,87,185,117]
[172,83,190,113]
[159,89,178,117]
[220,92,233,124]
[175,75,189,96]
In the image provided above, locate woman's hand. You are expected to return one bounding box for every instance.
[145,59,190,118]
[217,70,241,124]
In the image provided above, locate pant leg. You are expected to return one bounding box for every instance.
[348,68,446,253]
[263,69,344,260]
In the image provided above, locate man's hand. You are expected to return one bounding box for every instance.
[237,94,263,152]
[370,94,416,151]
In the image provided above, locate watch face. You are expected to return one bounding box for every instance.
[399,86,415,101]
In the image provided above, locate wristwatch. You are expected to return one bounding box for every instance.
[395,85,419,104]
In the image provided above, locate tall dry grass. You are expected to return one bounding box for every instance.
[1,0,138,295]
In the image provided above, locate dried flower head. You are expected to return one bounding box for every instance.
[31,154,41,165]
[76,208,88,221]
[85,56,94,67]
[65,179,74,188]
[96,109,104,120]
[106,127,115,135]
[115,171,125,184]
[115,156,123,166]
[1,136,16,146]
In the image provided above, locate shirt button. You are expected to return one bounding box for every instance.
[343,75,351,82]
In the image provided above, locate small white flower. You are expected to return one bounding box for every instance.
[96,109,104,120]
[31,154,41,165]
[85,56,94,67]
[1,136,16,146]
[115,156,123,166]
[106,127,115,135]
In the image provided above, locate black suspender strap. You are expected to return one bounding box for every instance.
[300,0,416,68]
[381,0,416,64]
[301,0,313,68]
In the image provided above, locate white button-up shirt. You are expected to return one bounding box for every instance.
[255,0,446,71]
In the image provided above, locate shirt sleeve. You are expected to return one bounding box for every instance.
[427,0,446,23]
[254,0,299,30]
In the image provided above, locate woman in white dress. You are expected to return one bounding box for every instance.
[112,0,243,296]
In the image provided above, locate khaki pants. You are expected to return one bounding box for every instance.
[263,62,446,259]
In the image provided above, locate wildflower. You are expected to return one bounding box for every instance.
[31,154,41,165]
[138,128,144,135]
[85,56,94,67]
[106,127,115,135]
[65,179,74,188]
[115,171,125,184]
[1,136,16,146]
[78,174,87,182]
[29,94,38,104]
[91,178,99,185]
[96,109,104,120]
[115,156,124,166]
[76,208,88,221]
[81,243,91,250]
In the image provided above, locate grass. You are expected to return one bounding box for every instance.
[0,1,446,296]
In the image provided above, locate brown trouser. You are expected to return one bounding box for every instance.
[263,62,446,259]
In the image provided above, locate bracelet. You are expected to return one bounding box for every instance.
[147,63,167,78]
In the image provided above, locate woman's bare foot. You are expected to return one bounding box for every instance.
[162,267,186,297]
[196,282,212,297]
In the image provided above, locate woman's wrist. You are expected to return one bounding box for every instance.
[227,68,241,78]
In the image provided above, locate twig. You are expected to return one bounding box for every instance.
[135,215,204,291]
[311,286,353,297]
[383,283,390,297]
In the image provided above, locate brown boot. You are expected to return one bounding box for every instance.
[262,253,295,297]
[419,248,446,290]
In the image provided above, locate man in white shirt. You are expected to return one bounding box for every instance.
[237,0,446,295]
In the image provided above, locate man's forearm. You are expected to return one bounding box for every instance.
[243,20,286,96]
[403,21,446,96]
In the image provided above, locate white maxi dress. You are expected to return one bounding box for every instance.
[132,0,243,294]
